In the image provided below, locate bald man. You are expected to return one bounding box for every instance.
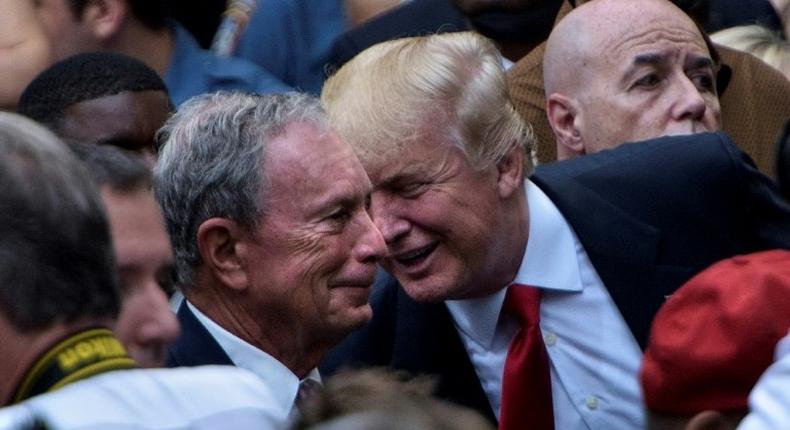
[508,0,790,177]
[543,0,722,160]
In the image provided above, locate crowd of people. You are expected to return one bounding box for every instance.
[0,0,789,429]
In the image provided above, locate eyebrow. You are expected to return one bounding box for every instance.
[311,184,370,218]
[620,51,715,87]
[684,55,715,71]
[620,52,669,87]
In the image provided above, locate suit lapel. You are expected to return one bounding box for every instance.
[532,171,691,349]
[166,302,235,367]
[391,288,497,424]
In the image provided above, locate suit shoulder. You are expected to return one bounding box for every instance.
[534,132,744,180]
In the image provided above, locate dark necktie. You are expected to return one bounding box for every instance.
[499,284,554,430]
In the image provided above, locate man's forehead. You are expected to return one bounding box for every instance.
[601,26,709,66]
[361,138,464,187]
[576,0,707,63]
[266,124,370,204]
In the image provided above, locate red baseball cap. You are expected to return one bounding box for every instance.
[641,249,790,415]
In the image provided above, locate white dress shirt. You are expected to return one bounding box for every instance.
[738,332,790,430]
[0,366,288,430]
[188,302,321,421]
[446,180,644,429]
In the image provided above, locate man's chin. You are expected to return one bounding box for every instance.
[338,304,374,330]
[401,280,456,304]
[326,305,374,342]
[129,347,167,368]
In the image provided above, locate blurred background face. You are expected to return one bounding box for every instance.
[102,187,179,368]
[58,90,172,167]
[34,0,97,60]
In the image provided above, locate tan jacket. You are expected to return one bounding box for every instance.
[507,0,790,177]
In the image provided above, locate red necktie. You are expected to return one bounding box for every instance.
[499,284,554,430]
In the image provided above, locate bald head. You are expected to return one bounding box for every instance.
[545,0,702,94]
[543,0,721,159]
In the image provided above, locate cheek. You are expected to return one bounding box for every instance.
[705,98,722,128]
[407,192,464,232]
[282,231,347,287]
[115,294,145,341]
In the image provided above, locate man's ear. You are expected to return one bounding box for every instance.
[495,144,524,199]
[196,218,249,291]
[685,410,728,430]
[79,0,127,41]
[546,92,585,160]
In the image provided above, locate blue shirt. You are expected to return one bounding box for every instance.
[231,0,347,94]
[166,23,290,106]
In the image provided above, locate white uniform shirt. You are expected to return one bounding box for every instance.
[188,302,320,421]
[738,332,790,430]
[0,366,288,430]
[446,180,644,429]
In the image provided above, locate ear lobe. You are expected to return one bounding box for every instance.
[546,93,585,160]
[196,218,249,291]
[80,0,127,41]
[495,144,524,199]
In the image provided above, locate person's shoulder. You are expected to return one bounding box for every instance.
[0,403,37,430]
[535,132,742,179]
[204,54,292,94]
[24,367,289,429]
[169,22,291,97]
[738,333,790,430]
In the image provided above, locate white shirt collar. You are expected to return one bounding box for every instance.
[514,180,583,292]
[186,301,320,415]
[445,180,583,348]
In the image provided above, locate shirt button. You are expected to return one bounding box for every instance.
[544,332,557,346]
[586,395,599,410]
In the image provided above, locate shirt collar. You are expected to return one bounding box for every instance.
[186,301,318,415]
[514,180,583,292]
[446,290,507,349]
[445,180,583,348]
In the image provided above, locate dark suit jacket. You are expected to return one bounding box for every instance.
[321,132,790,423]
[166,303,234,367]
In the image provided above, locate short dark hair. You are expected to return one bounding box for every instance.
[18,52,169,132]
[70,143,152,193]
[68,0,169,30]
[0,113,120,332]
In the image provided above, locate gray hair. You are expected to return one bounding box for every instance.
[0,112,119,331]
[153,91,328,290]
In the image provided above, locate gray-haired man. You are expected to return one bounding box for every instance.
[158,91,385,422]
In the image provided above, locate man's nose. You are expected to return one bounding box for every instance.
[369,196,410,245]
[671,76,708,124]
[140,284,181,346]
[353,212,387,263]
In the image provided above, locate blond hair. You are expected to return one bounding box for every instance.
[321,31,536,173]
[712,25,790,80]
